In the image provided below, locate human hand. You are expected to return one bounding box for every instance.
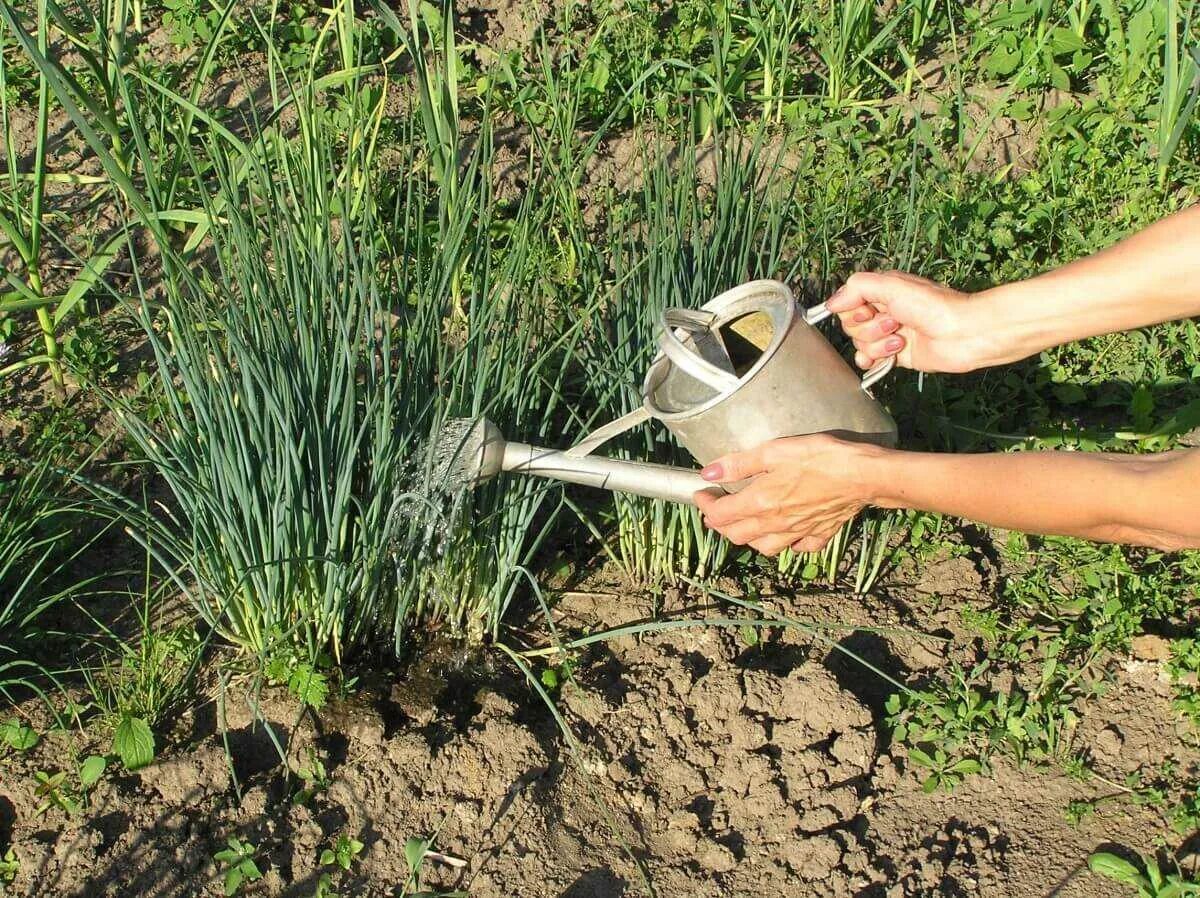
[826,271,989,374]
[692,434,884,557]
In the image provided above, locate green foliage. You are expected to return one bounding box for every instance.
[402,834,465,898]
[320,833,364,871]
[32,754,105,818]
[161,0,225,48]
[0,718,38,751]
[292,748,329,805]
[62,320,119,384]
[1089,851,1200,897]
[213,836,262,897]
[85,609,200,740]
[113,715,155,771]
[265,650,331,711]
[0,846,17,889]
[1167,638,1200,730]
[0,456,86,699]
[312,833,365,898]
[886,654,1082,790]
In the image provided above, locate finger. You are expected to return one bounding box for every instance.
[693,488,721,516]
[701,489,771,528]
[854,349,872,370]
[791,534,830,554]
[713,517,774,545]
[828,271,895,314]
[836,305,877,329]
[860,333,906,362]
[825,284,864,314]
[700,444,772,483]
[750,533,798,557]
[843,315,900,344]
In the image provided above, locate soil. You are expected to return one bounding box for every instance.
[3,547,1197,898]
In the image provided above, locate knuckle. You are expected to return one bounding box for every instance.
[844,271,874,292]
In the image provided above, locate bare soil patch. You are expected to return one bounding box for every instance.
[2,551,1194,897]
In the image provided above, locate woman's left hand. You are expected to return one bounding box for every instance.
[693,434,882,557]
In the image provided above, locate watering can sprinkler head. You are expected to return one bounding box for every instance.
[437,417,508,486]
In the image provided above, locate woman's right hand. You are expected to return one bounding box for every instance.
[825,271,991,374]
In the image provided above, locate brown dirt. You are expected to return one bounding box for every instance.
[3,553,1196,898]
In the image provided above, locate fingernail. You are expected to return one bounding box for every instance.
[878,317,898,333]
[700,464,723,481]
[884,337,903,352]
[852,309,872,323]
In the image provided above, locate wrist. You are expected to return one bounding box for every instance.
[959,284,1032,369]
[849,443,906,509]
[967,279,1065,368]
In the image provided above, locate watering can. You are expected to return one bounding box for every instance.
[444,279,897,505]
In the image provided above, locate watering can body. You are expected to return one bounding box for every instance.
[644,279,897,465]
[568,280,896,470]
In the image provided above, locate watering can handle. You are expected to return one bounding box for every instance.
[656,309,743,394]
[803,303,896,392]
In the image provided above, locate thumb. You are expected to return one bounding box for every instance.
[700,445,769,483]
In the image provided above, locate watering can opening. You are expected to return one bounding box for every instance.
[720,311,775,375]
[646,309,779,415]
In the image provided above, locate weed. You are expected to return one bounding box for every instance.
[321,833,364,871]
[32,754,105,818]
[292,748,330,805]
[1167,638,1200,731]
[0,846,16,889]
[112,715,154,771]
[402,833,465,898]
[907,746,984,793]
[264,650,331,712]
[0,717,37,751]
[80,567,200,770]
[0,456,90,700]
[1089,851,1200,896]
[62,320,119,384]
[213,836,263,897]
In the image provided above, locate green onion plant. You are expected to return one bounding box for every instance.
[1154,0,1200,187]
[10,6,587,663]
[0,457,85,702]
[569,130,806,585]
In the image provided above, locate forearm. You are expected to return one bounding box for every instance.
[860,446,1200,551]
[971,205,1200,367]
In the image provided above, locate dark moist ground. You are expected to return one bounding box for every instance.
[2,545,1195,898]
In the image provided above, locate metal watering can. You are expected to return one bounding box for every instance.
[444,280,896,505]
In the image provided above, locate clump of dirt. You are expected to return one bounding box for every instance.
[559,619,881,894]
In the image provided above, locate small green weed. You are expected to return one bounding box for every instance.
[0,846,17,890]
[312,832,364,898]
[292,748,329,805]
[906,746,984,794]
[213,836,263,897]
[0,718,38,751]
[402,834,466,898]
[1167,638,1200,731]
[321,833,364,871]
[33,754,106,818]
[112,716,155,772]
[62,320,119,384]
[84,599,199,771]
[1089,851,1200,897]
[264,648,331,711]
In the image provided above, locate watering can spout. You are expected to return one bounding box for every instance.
[438,417,722,506]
